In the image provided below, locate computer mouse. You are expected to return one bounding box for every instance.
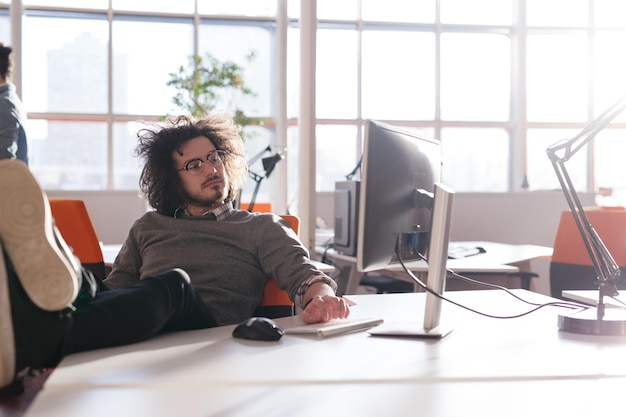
[232,317,285,341]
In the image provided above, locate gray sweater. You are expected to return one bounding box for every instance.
[104,209,334,325]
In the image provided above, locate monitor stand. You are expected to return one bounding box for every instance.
[369,183,455,339]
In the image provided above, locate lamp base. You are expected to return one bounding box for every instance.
[558,308,626,336]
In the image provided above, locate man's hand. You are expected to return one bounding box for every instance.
[300,295,351,324]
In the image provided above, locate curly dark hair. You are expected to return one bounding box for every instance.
[135,114,248,216]
[0,43,14,79]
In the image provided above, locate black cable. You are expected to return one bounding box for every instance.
[445,268,589,309]
[395,238,592,320]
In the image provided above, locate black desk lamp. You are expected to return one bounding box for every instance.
[246,145,284,212]
[546,95,626,335]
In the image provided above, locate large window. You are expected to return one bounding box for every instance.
[314,0,626,201]
[2,0,626,207]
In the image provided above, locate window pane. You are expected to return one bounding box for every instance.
[526,34,588,122]
[595,129,626,206]
[362,30,435,120]
[198,21,274,118]
[594,31,626,118]
[112,0,194,13]
[239,126,278,205]
[22,12,108,113]
[441,0,512,25]
[361,0,435,23]
[24,0,107,9]
[29,120,108,190]
[198,0,276,17]
[287,0,300,19]
[316,125,359,192]
[317,0,357,20]
[0,11,9,43]
[527,128,587,191]
[113,121,142,191]
[526,0,588,27]
[316,28,358,119]
[440,33,511,121]
[441,128,509,192]
[112,17,193,116]
[595,0,626,28]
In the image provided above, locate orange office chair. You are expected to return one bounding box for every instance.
[49,199,107,282]
[253,214,299,318]
[550,206,626,299]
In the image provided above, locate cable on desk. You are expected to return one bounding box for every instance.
[395,237,593,320]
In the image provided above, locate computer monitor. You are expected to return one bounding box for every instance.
[333,180,360,256]
[357,120,455,338]
[356,120,441,273]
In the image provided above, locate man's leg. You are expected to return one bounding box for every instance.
[0,160,81,311]
[0,160,80,392]
[63,268,217,355]
[0,245,73,393]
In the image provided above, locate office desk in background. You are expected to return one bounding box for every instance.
[23,290,626,417]
[317,241,553,295]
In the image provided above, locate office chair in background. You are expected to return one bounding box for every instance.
[550,206,626,300]
[49,199,107,282]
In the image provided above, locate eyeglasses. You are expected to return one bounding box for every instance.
[177,150,226,175]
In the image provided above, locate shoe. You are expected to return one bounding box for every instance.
[1,245,72,392]
[0,160,81,311]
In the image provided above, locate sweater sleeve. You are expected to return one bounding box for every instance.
[103,220,143,289]
[256,214,338,306]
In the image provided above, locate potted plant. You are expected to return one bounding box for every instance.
[165,51,260,138]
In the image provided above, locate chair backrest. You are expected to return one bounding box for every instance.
[254,214,300,318]
[49,199,107,281]
[550,206,626,299]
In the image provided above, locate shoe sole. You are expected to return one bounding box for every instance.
[0,247,16,389]
[0,160,80,311]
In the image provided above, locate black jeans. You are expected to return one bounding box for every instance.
[62,269,218,355]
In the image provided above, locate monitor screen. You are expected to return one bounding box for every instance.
[356,120,441,273]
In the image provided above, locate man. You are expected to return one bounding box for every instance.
[0,43,29,163]
[0,115,348,392]
[105,114,348,325]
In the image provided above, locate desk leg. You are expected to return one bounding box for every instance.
[323,255,364,296]
[507,261,538,291]
[344,263,364,295]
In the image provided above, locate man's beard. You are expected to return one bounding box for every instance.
[182,185,228,210]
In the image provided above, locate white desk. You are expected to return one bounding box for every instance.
[318,241,553,294]
[101,243,336,274]
[24,290,626,417]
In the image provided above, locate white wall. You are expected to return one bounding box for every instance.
[315,190,597,295]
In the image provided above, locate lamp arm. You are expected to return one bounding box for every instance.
[546,95,626,317]
[549,156,620,286]
[547,96,626,161]
[247,145,272,166]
